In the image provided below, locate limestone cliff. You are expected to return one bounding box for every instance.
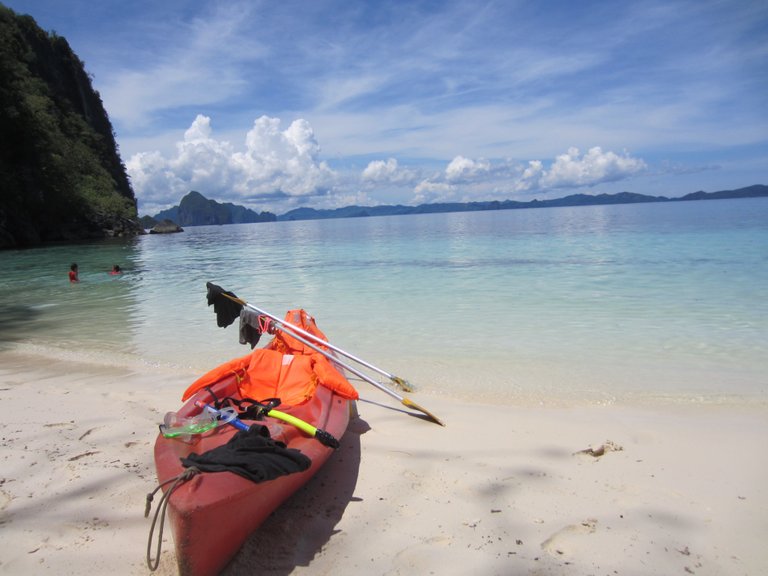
[0,5,141,248]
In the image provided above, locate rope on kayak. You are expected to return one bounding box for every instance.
[145,466,200,571]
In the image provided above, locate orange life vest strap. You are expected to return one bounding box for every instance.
[181,353,251,401]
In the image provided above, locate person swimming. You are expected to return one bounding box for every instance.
[69,263,79,282]
[110,264,122,275]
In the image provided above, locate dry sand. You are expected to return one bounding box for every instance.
[1,349,766,575]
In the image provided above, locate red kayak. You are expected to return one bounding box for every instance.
[151,308,358,576]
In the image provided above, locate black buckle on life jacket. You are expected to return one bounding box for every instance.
[212,395,282,421]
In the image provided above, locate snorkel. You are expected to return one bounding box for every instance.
[196,400,341,448]
[160,400,340,448]
[195,401,250,432]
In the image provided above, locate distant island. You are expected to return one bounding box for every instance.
[143,185,768,227]
[278,184,768,221]
[140,191,277,228]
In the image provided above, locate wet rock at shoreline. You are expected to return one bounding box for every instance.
[149,219,184,234]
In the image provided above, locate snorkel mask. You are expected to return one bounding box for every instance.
[159,406,238,441]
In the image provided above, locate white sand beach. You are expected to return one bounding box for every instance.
[1,349,766,576]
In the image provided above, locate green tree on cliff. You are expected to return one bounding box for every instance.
[0,4,140,248]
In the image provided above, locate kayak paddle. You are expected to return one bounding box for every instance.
[206,283,444,426]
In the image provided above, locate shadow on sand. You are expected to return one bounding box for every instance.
[0,305,41,348]
[221,415,370,575]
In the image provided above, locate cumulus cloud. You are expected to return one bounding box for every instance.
[129,113,648,216]
[412,180,454,205]
[514,160,545,192]
[362,158,399,182]
[128,115,337,214]
[173,116,237,191]
[445,156,491,182]
[232,116,335,197]
[361,158,419,185]
[541,147,647,188]
[407,147,646,204]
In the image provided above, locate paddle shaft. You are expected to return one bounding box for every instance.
[239,299,412,391]
[219,292,444,426]
[265,314,445,426]
[273,318,404,402]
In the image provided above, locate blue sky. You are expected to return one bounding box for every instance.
[7,0,768,216]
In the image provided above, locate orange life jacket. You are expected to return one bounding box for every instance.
[181,309,358,404]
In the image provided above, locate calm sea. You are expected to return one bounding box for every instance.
[1,198,766,406]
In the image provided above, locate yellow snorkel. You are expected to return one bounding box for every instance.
[195,401,340,448]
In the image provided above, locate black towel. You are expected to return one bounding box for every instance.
[180,425,311,483]
[239,308,263,348]
[206,282,243,328]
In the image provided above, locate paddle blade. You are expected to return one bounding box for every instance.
[390,375,414,392]
[401,397,445,426]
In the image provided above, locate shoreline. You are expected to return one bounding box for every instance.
[4,341,766,410]
[1,349,766,575]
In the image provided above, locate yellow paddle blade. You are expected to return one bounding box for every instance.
[391,375,414,392]
[401,397,445,426]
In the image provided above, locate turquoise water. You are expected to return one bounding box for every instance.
[1,198,767,405]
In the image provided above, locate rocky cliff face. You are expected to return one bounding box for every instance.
[153,191,277,226]
[0,5,141,248]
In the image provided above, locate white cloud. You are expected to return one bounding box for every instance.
[19,0,765,202]
[445,155,491,182]
[126,150,187,207]
[128,110,649,215]
[541,147,647,188]
[361,158,419,185]
[407,147,647,204]
[315,74,389,111]
[128,115,337,214]
[328,190,379,209]
[173,116,237,192]
[514,160,545,192]
[412,180,454,205]
[98,3,264,128]
[232,116,335,197]
[362,158,399,182]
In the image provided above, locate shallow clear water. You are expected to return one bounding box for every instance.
[2,198,766,405]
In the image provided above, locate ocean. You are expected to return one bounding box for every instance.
[1,198,766,406]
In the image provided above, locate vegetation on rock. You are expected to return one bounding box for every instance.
[0,5,141,248]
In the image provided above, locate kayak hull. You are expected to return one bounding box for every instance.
[153,372,350,576]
